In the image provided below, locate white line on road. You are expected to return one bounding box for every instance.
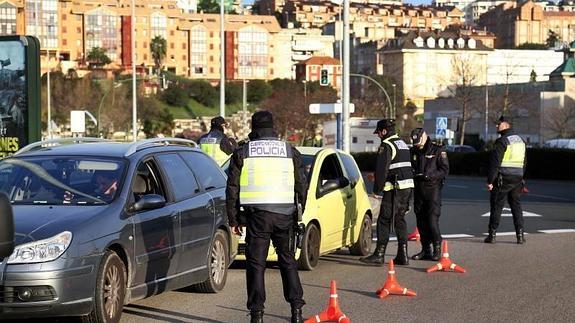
[482,231,528,236]
[538,229,575,234]
[441,234,475,238]
[480,208,542,217]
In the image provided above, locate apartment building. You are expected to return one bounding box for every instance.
[470,0,511,25]
[284,1,464,30]
[433,0,476,25]
[380,31,492,110]
[0,0,284,81]
[273,27,335,79]
[478,0,575,48]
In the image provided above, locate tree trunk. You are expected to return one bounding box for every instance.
[459,102,467,145]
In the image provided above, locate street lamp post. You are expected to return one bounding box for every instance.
[131,0,137,142]
[342,0,351,153]
[392,83,396,119]
[220,0,225,117]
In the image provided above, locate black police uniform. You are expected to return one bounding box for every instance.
[485,126,527,244]
[410,136,449,260]
[360,121,413,266]
[226,112,308,323]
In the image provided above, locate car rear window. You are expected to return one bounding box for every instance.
[0,156,126,205]
[156,153,201,202]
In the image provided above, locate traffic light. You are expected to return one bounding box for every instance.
[320,68,329,86]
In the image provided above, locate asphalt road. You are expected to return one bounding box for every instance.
[119,232,575,323]
[370,176,575,237]
[14,176,575,322]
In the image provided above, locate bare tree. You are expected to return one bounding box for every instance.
[544,101,575,139]
[446,54,481,145]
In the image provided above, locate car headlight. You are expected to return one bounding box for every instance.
[7,231,72,264]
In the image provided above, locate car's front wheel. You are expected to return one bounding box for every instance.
[349,214,372,256]
[193,229,229,293]
[298,223,320,271]
[82,251,126,323]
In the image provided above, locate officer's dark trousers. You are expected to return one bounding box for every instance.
[489,176,524,232]
[414,182,443,245]
[245,210,304,311]
[377,188,412,245]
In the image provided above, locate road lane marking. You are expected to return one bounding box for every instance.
[538,229,575,233]
[482,231,528,236]
[441,234,474,238]
[481,208,542,217]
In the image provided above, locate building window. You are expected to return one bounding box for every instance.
[182,43,186,49]
[150,12,167,39]
[237,26,268,78]
[182,55,186,61]
[62,14,66,20]
[190,26,206,75]
[210,55,213,62]
[77,27,81,33]
[25,0,58,47]
[62,39,67,46]
[210,67,214,73]
[85,7,118,60]
[0,2,17,35]
[144,54,147,60]
[170,30,174,36]
[62,26,67,33]
[143,42,147,48]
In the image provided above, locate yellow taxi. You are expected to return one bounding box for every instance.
[233,147,373,270]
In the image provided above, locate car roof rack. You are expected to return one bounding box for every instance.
[124,138,198,157]
[14,137,112,156]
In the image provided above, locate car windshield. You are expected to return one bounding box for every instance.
[0,156,126,205]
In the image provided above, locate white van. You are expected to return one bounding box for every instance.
[544,139,575,150]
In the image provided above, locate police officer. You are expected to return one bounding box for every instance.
[226,111,307,323]
[409,128,449,261]
[199,116,237,165]
[485,115,527,244]
[360,119,414,266]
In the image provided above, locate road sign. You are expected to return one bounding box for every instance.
[436,117,448,130]
[309,103,355,114]
[436,128,446,138]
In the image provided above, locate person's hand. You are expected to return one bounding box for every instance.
[369,193,382,199]
[232,226,244,236]
[487,184,493,191]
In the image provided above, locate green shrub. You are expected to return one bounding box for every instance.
[161,84,188,107]
[188,80,217,107]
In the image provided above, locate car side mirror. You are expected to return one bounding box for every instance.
[0,193,15,258]
[318,177,349,197]
[130,194,166,213]
[339,177,350,188]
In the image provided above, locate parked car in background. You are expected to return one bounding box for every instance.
[445,145,477,153]
[544,139,575,150]
[0,138,235,323]
[224,147,373,270]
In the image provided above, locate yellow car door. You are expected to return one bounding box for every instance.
[312,151,348,251]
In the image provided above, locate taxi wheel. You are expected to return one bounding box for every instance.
[82,251,126,323]
[192,229,229,293]
[349,214,372,256]
[298,223,320,271]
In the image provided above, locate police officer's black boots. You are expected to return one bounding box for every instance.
[394,243,409,266]
[359,243,386,265]
[291,308,303,323]
[250,310,264,323]
[484,229,496,243]
[516,229,526,244]
[412,244,433,260]
[431,242,441,261]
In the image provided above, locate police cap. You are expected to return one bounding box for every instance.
[373,119,395,134]
[410,128,426,145]
[251,110,274,130]
[211,116,227,128]
[497,115,512,125]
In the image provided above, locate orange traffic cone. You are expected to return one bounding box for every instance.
[408,227,420,241]
[426,240,466,273]
[305,280,350,323]
[376,259,417,299]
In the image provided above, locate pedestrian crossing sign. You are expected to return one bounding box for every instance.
[436,117,448,130]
